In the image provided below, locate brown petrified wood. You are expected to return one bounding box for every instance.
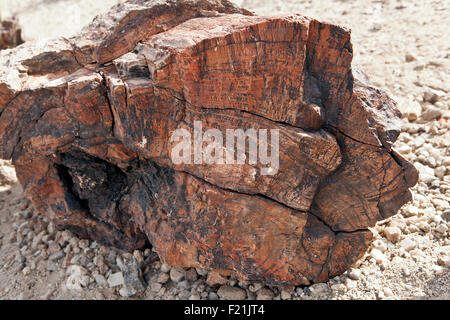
[0,18,23,50]
[0,0,417,285]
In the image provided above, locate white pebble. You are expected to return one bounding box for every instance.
[435,224,448,234]
[399,238,417,251]
[107,272,124,288]
[348,268,361,280]
[370,249,386,264]
[384,226,402,242]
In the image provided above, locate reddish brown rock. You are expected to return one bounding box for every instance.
[0,0,417,285]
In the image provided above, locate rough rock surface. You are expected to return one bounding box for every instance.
[0,0,417,285]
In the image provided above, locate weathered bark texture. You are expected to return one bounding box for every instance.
[0,18,23,49]
[0,0,417,285]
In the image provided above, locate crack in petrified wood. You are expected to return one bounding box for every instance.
[0,0,417,285]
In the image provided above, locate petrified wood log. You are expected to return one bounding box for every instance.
[0,0,418,285]
[0,18,23,49]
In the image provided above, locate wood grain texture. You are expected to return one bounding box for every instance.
[0,0,417,285]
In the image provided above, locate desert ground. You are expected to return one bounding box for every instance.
[0,0,448,300]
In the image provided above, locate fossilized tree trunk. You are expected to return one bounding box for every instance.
[0,0,417,285]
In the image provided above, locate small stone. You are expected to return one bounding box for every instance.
[400,238,417,251]
[31,231,45,249]
[296,287,304,296]
[384,226,402,242]
[376,291,384,300]
[119,286,133,298]
[372,239,387,252]
[330,283,346,292]
[49,251,64,261]
[89,241,98,250]
[47,223,55,235]
[157,272,170,284]
[433,265,444,275]
[217,285,247,300]
[435,166,446,179]
[256,287,274,300]
[402,267,411,277]
[392,256,403,264]
[78,254,91,268]
[116,256,125,270]
[383,287,393,297]
[208,292,218,300]
[238,281,248,289]
[442,211,450,222]
[415,163,436,184]
[403,206,419,217]
[169,267,185,282]
[20,210,32,219]
[421,107,442,121]
[414,136,425,148]
[177,280,189,289]
[398,97,421,121]
[185,268,198,282]
[95,255,109,274]
[408,225,420,234]
[410,249,425,260]
[18,200,30,211]
[189,294,201,300]
[66,265,90,290]
[59,230,73,246]
[120,258,146,297]
[22,266,31,276]
[195,268,209,276]
[78,239,89,249]
[432,199,449,211]
[46,262,58,272]
[345,278,357,290]
[416,221,431,233]
[348,268,361,280]
[160,263,171,273]
[108,272,124,288]
[47,242,61,255]
[150,282,162,293]
[95,292,105,300]
[405,53,416,62]
[206,271,228,286]
[93,273,108,288]
[433,215,444,225]
[423,88,445,104]
[435,224,448,234]
[370,249,386,264]
[7,232,16,244]
[280,291,291,300]
[97,246,109,256]
[396,144,411,154]
[133,250,144,266]
[309,283,327,295]
[441,257,450,268]
[280,286,293,300]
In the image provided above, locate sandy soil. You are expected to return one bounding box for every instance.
[0,0,448,300]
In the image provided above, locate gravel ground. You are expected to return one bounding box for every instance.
[0,0,448,300]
